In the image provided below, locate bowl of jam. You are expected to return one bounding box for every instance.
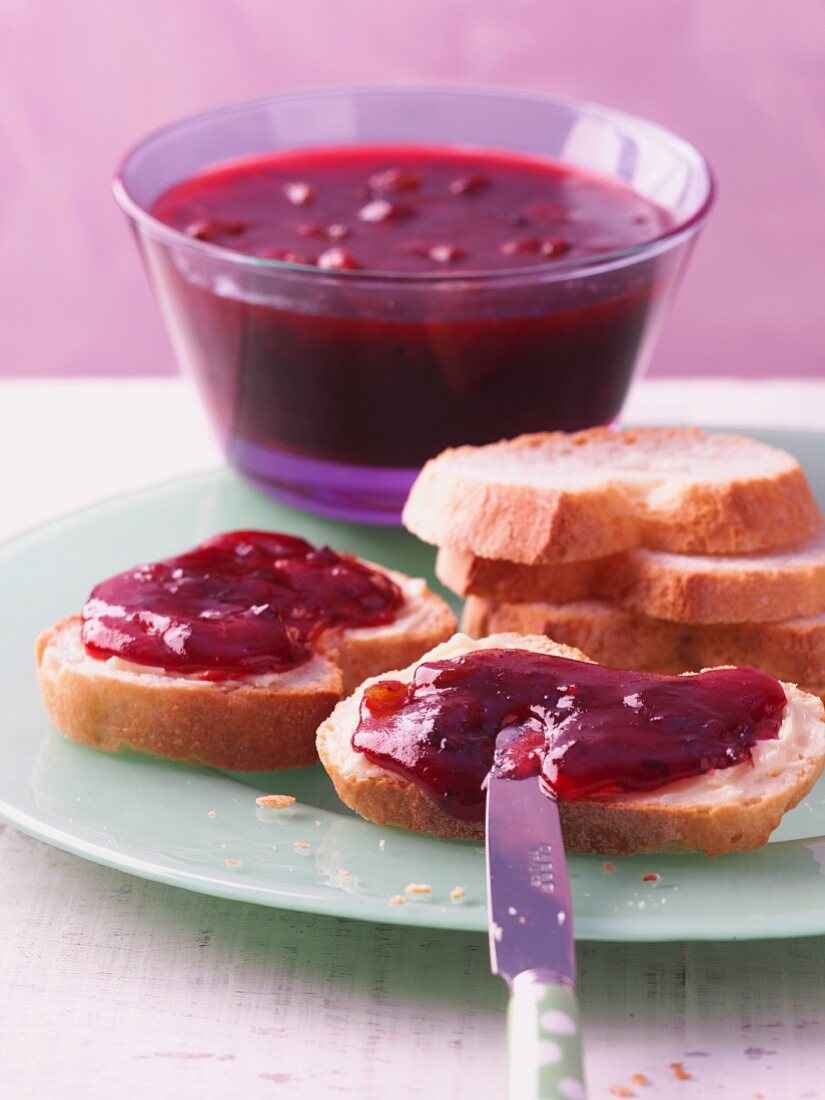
[114,87,714,523]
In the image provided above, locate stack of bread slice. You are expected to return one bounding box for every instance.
[403,428,825,698]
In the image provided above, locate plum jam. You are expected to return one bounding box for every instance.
[152,145,668,273]
[352,649,787,821]
[81,530,403,679]
[147,145,681,520]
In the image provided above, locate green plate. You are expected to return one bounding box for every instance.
[4,428,825,941]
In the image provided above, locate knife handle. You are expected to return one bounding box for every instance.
[507,972,587,1100]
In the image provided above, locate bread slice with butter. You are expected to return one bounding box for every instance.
[317,633,825,856]
[37,567,456,772]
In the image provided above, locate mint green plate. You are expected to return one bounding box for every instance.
[4,428,825,941]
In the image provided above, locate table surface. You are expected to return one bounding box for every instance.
[3,376,825,1100]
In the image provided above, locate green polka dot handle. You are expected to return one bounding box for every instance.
[507,973,587,1100]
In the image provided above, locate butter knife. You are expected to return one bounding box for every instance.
[486,761,587,1100]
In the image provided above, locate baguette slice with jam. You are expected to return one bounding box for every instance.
[36,532,456,772]
[317,633,825,856]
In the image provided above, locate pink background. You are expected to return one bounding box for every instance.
[2,0,824,379]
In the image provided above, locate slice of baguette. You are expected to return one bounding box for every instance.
[436,545,609,603]
[403,428,819,564]
[317,633,825,856]
[461,596,825,685]
[439,524,825,624]
[36,570,456,772]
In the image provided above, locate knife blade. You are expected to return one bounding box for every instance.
[486,762,587,1100]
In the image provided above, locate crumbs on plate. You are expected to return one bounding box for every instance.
[257,794,297,825]
[670,1062,693,1081]
[256,794,296,809]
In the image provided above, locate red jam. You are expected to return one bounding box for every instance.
[352,649,787,821]
[149,144,675,471]
[81,531,404,679]
[152,144,667,273]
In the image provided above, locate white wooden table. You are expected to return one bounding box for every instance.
[3,376,825,1099]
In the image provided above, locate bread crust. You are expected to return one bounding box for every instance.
[438,529,825,625]
[462,596,825,684]
[322,759,485,841]
[609,541,825,623]
[320,753,822,856]
[639,471,818,556]
[406,459,637,564]
[403,428,819,564]
[436,546,607,603]
[37,568,457,771]
[316,632,825,856]
[37,619,341,771]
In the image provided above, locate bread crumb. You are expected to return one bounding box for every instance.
[388,894,406,906]
[670,1062,693,1081]
[293,841,311,851]
[225,857,243,869]
[255,794,296,809]
[602,861,616,872]
[256,795,296,825]
[642,873,660,883]
[631,1074,650,1087]
[405,883,432,895]
[609,1087,635,1098]
[450,886,465,901]
[207,810,216,818]
[378,838,386,852]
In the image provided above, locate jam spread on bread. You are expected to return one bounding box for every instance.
[149,144,671,469]
[81,530,403,679]
[352,649,786,820]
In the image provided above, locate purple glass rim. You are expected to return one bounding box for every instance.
[112,84,716,286]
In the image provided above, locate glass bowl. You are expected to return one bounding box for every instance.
[114,87,714,524]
